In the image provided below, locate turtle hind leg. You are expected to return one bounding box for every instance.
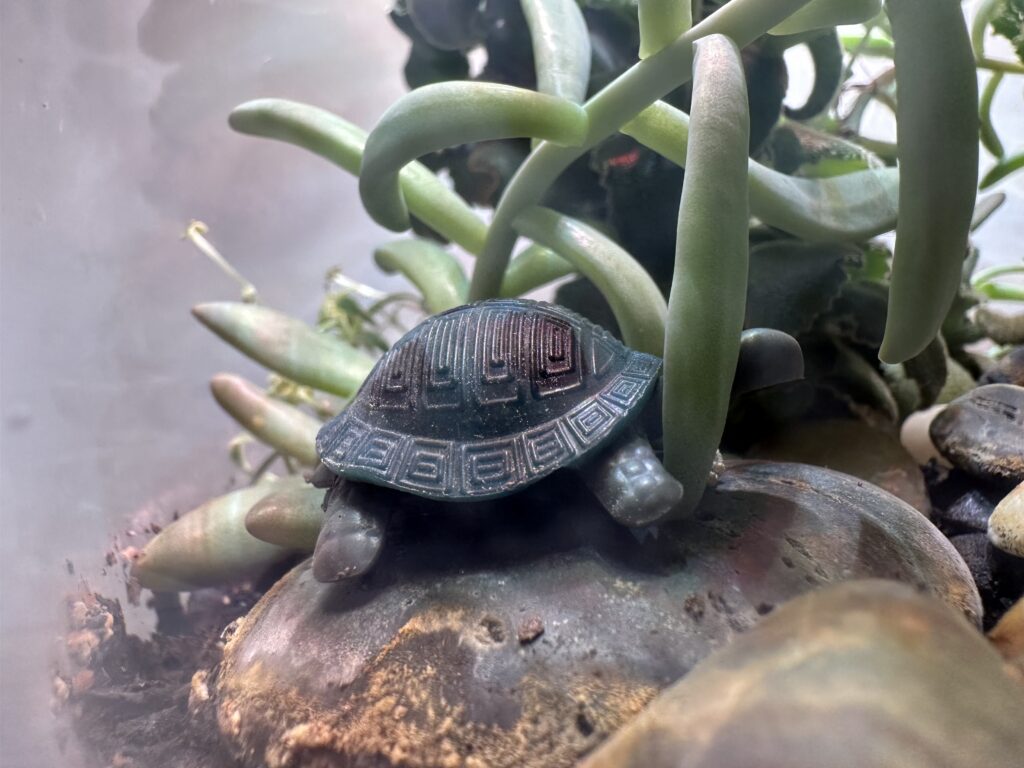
[312,481,390,583]
[579,432,684,528]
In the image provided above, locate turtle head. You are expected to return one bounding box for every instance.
[580,432,684,528]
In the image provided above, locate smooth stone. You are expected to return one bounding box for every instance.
[581,580,1024,768]
[199,463,979,768]
[980,347,1024,388]
[930,384,1024,485]
[901,405,953,467]
[749,419,931,515]
[989,482,1024,558]
[989,598,1024,685]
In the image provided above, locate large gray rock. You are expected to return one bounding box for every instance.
[582,580,1024,768]
[749,418,930,514]
[200,462,979,768]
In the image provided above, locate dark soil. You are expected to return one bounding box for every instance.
[52,582,271,768]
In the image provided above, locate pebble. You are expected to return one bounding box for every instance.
[989,597,1024,685]
[989,482,1024,558]
[581,580,1024,768]
[749,418,931,515]
[980,347,1024,388]
[930,384,1024,485]
[989,598,1024,685]
[900,405,952,467]
[950,530,1024,629]
[200,463,980,768]
[934,489,996,533]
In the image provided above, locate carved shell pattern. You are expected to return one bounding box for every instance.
[316,299,661,500]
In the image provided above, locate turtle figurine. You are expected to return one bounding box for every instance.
[309,298,801,582]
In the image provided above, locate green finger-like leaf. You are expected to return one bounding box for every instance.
[521,0,592,103]
[512,207,667,355]
[770,0,882,35]
[210,374,321,465]
[360,83,589,231]
[979,72,1005,159]
[131,478,305,591]
[663,34,750,513]
[498,244,575,298]
[880,0,978,363]
[622,101,899,241]
[638,0,692,58]
[245,483,324,552]
[840,30,894,58]
[373,239,468,313]
[193,302,375,397]
[980,152,1024,190]
[468,0,815,299]
[229,99,488,254]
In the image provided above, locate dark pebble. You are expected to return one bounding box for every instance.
[930,384,1024,485]
[949,532,1024,629]
[582,581,1024,768]
[933,489,997,534]
[980,347,1024,387]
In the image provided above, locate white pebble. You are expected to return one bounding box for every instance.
[900,405,952,467]
[989,482,1024,558]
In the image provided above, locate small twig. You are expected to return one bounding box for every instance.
[184,221,259,303]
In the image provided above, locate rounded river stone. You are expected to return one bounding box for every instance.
[930,384,1024,485]
[749,418,930,514]
[980,346,1024,388]
[200,462,979,768]
[582,580,1024,768]
[989,482,1024,558]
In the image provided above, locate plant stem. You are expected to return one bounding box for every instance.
[769,0,881,36]
[976,282,1024,302]
[184,221,259,302]
[498,245,575,297]
[360,82,588,231]
[373,239,469,313]
[638,0,692,58]
[469,0,817,300]
[972,263,1024,288]
[621,101,899,241]
[520,0,591,103]
[512,207,667,355]
[229,99,488,255]
[980,153,1024,189]
[979,71,1005,158]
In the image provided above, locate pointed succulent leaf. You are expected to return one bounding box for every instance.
[193,302,375,398]
[131,478,306,591]
[210,374,321,465]
[245,483,324,552]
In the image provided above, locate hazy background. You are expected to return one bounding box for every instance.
[1,2,1020,766]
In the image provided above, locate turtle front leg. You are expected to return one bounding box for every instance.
[578,432,684,527]
[312,480,391,582]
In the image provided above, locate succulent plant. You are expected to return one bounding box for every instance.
[130,0,1022,603]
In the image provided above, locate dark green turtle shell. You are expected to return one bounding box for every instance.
[316,299,661,500]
